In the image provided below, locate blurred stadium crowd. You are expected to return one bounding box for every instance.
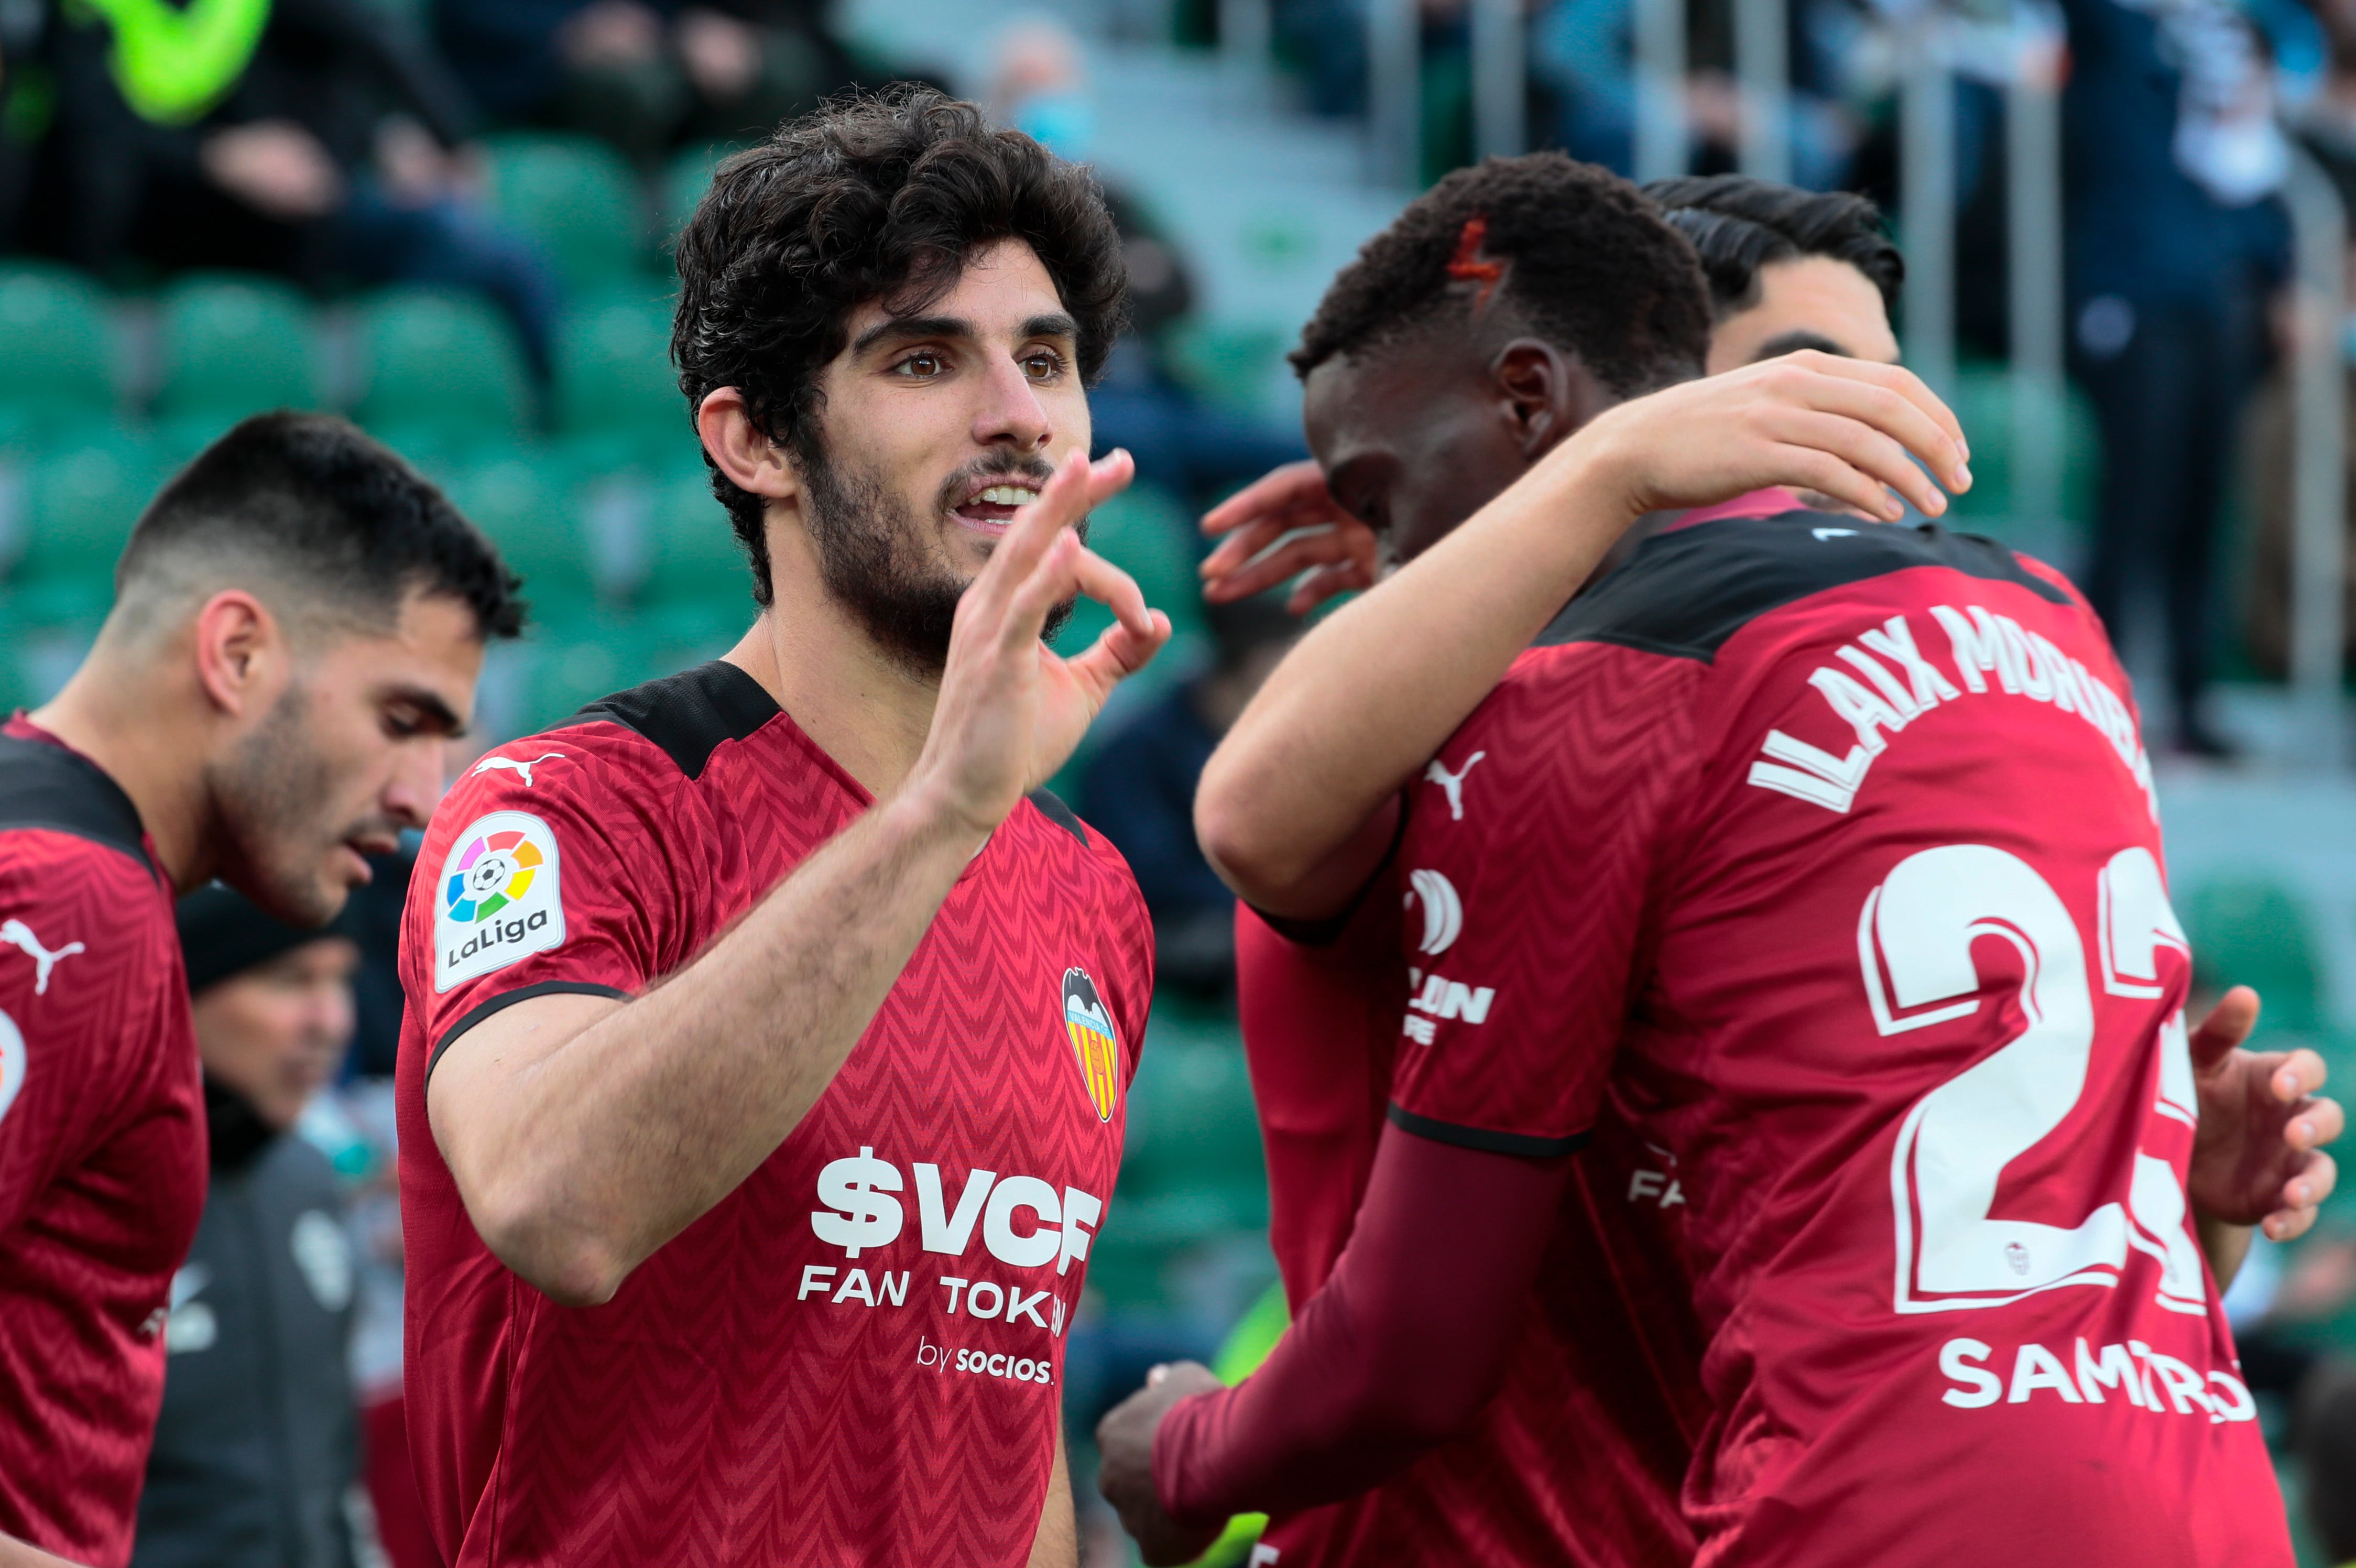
[4,0,2356,1565]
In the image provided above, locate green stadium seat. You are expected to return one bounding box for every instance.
[154,274,319,440]
[640,466,751,615]
[355,289,530,447]
[2182,877,2327,1036]
[556,290,682,460]
[484,135,645,292]
[662,143,734,243]
[8,427,163,627]
[0,267,115,428]
[444,453,596,607]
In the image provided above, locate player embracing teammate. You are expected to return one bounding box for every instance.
[1097,157,2340,1567]
[395,90,1172,1567]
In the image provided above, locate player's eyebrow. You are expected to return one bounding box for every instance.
[1019,312,1079,345]
[1753,330,1850,362]
[387,684,467,738]
[853,314,976,357]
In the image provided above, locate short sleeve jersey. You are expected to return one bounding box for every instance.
[1390,514,2289,1568]
[0,720,206,1568]
[1236,837,1703,1568]
[396,663,1154,1568]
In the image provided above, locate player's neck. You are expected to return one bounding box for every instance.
[724,573,939,803]
[30,649,213,889]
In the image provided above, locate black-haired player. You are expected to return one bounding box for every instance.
[1101,157,2334,1565]
[0,412,518,1568]
[398,89,1169,1568]
[1646,174,1903,370]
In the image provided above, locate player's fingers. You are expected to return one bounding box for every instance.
[2294,1092,2346,1153]
[1084,447,1136,509]
[1763,406,1949,517]
[974,451,1090,616]
[1065,608,1173,694]
[2191,985,2264,1070]
[2272,1046,2325,1106]
[1764,442,1904,522]
[1781,353,1971,475]
[2268,1151,2338,1240]
[1201,459,1333,537]
[1199,511,1308,580]
[1288,557,1377,615]
[1000,530,1084,651]
[1068,543,1156,641]
[1204,526,1369,604]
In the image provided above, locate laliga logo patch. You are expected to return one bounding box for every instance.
[434,811,565,993]
[1062,968,1119,1123]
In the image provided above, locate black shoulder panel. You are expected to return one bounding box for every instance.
[0,733,149,866]
[1532,513,2068,662]
[565,661,781,781]
[1028,788,1088,847]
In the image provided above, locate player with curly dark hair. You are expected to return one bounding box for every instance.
[397,88,1170,1568]
[1099,158,2328,1568]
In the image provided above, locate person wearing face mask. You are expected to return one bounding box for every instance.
[133,887,367,1568]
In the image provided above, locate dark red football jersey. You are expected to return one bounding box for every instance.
[0,718,206,1567]
[397,662,1153,1568]
[1390,513,2288,1567]
[1236,848,1702,1568]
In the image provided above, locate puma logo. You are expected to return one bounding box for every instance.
[1423,752,1486,821]
[1,919,84,995]
[471,752,566,789]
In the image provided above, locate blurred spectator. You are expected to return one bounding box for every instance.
[2059,0,2290,756]
[987,18,1305,505]
[1273,0,1371,119]
[24,0,561,396]
[430,0,864,164]
[1081,595,1300,998]
[2298,1356,2356,1565]
[136,886,365,1568]
[2250,0,2356,680]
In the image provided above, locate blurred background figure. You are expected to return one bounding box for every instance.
[136,887,365,1568]
[430,0,871,165]
[2058,0,2287,757]
[17,0,563,399]
[1081,593,1300,999]
[986,15,1307,507]
[2298,1356,2356,1566]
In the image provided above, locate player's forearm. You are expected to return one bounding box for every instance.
[1153,1126,1570,1520]
[2196,1212,2254,1292]
[447,787,982,1305]
[0,1533,88,1568]
[1027,1411,1078,1568]
[1197,446,1639,919]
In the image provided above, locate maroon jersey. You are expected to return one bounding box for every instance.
[1236,837,1701,1568]
[397,662,1153,1568]
[0,718,206,1567]
[1390,513,2287,1566]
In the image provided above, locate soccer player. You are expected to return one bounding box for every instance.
[1099,162,2338,1564]
[397,90,1170,1568]
[0,412,518,1568]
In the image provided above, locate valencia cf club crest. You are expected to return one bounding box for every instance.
[1063,968,1120,1123]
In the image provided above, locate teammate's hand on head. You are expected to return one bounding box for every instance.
[908,448,1171,841]
[1568,350,1972,525]
[1199,460,1379,615]
[2187,986,2343,1239]
[1095,1360,1229,1567]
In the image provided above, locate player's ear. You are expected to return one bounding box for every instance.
[189,588,286,722]
[1492,339,1608,460]
[697,387,801,508]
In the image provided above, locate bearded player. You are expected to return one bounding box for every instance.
[1099,162,2337,1564]
[0,413,516,1568]
[397,90,1170,1567]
